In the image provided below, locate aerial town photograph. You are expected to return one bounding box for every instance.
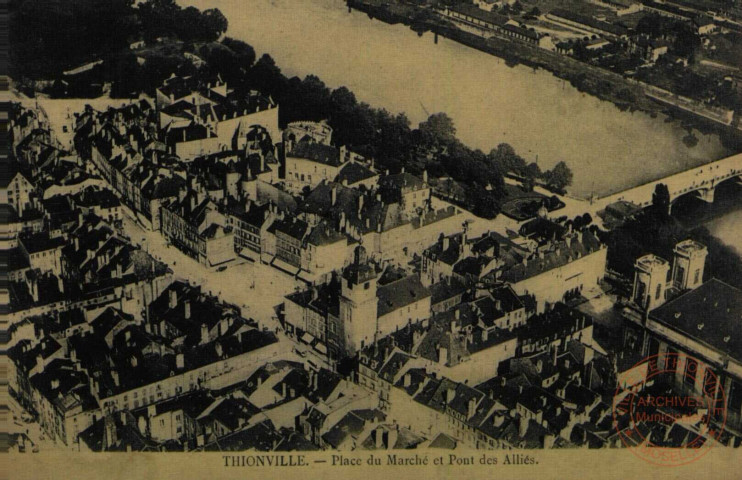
[4,0,742,470]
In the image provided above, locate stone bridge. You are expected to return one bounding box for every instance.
[591,152,742,213]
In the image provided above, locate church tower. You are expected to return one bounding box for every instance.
[339,246,378,355]
[671,240,707,291]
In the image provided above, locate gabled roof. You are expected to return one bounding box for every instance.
[377,275,430,317]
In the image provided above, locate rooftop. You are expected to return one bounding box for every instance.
[650,279,742,364]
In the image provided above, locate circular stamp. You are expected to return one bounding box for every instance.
[612,351,727,467]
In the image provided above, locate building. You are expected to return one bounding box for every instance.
[284,139,367,194]
[629,36,669,62]
[284,246,431,357]
[226,199,276,261]
[693,15,716,34]
[2,160,37,218]
[439,4,553,49]
[76,100,186,231]
[627,240,708,319]
[267,214,310,274]
[159,190,235,267]
[284,121,333,146]
[546,9,630,39]
[632,254,671,312]
[633,279,742,432]
[493,229,607,314]
[18,231,66,276]
[9,282,282,448]
[156,74,280,148]
[671,239,707,291]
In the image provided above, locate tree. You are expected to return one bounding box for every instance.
[651,183,671,215]
[201,8,228,40]
[544,161,573,192]
[418,112,456,147]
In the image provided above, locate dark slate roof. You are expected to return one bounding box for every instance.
[204,397,261,431]
[19,231,66,254]
[287,140,341,167]
[270,215,309,241]
[428,432,457,449]
[376,275,431,317]
[498,231,602,284]
[165,122,216,145]
[430,277,467,307]
[305,220,348,247]
[519,217,567,242]
[202,419,280,452]
[650,279,742,363]
[321,410,370,449]
[335,162,377,185]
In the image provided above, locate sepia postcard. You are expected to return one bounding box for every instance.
[4,0,742,478]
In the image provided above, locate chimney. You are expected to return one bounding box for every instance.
[111,370,120,387]
[282,382,287,399]
[375,428,383,449]
[104,415,117,450]
[201,324,209,344]
[443,236,450,251]
[446,388,455,404]
[494,413,505,427]
[215,342,223,357]
[120,411,127,426]
[519,416,529,438]
[176,353,184,369]
[468,397,477,419]
[184,301,191,319]
[358,194,364,213]
[169,289,177,309]
[482,329,489,342]
[57,276,65,294]
[331,185,337,206]
[423,170,428,184]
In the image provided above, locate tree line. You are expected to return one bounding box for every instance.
[10,0,573,218]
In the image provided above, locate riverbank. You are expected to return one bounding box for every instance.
[347,0,742,152]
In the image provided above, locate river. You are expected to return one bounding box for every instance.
[705,208,742,255]
[181,0,732,199]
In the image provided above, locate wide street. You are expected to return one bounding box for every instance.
[120,212,338,373]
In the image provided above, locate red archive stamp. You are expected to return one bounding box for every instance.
[612,351,728,467]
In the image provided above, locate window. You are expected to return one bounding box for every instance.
[694,269,700,284]
[655,283,662,300]
[685,358,698,386]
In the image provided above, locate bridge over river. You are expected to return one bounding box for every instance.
[589,152,742,214]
